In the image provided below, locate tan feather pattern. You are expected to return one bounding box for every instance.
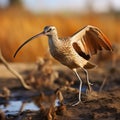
[71,25,113,59]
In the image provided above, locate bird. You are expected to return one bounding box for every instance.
[14,25,113,106]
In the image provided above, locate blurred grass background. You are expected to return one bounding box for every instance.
[0,0,120,62]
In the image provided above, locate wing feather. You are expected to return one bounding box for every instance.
[88,29,102,51]
[73,42,90,60]
[91,28,112,50]
[71,25,113,59]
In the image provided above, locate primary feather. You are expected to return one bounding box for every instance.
[71,25,113,58]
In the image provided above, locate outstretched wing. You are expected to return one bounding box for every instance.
[71,25,113,60]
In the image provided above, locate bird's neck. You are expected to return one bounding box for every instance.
[49,33,58,40]
[48,34,60,48]
[48,34,59,45]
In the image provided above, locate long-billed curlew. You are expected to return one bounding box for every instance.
[14,25,113,106]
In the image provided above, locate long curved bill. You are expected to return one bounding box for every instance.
[14,31,45,58]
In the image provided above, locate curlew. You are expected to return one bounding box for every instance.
[14,25,113,106]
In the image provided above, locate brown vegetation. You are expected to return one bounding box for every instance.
[0,7,120,62]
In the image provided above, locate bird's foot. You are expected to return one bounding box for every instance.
[88,82,93,92]
[72,100,82,106]
[88,82,93,86]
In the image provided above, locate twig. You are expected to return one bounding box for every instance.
[99,76,108,92]
[0,49,32,90]
[0,110,5,120]
[19,101,26,113]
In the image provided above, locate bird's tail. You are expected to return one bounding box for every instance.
[83,62,96,69]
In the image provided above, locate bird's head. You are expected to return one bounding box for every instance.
[13,25,57,58]
[43,26,57,36]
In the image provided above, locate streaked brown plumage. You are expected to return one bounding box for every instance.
[14,25,113,106]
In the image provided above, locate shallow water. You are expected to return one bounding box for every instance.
[0,84,87,115]
[0,100,39,115]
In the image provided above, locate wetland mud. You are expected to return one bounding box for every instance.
[0,57,120,120]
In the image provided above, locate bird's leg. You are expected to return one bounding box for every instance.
[72,69,82,106]
[83,68,93,92]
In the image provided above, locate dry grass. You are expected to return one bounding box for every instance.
[0,7,120,62]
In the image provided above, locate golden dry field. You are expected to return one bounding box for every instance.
[0,7,120,62]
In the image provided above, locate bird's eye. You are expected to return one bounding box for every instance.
[47,28,52,32]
